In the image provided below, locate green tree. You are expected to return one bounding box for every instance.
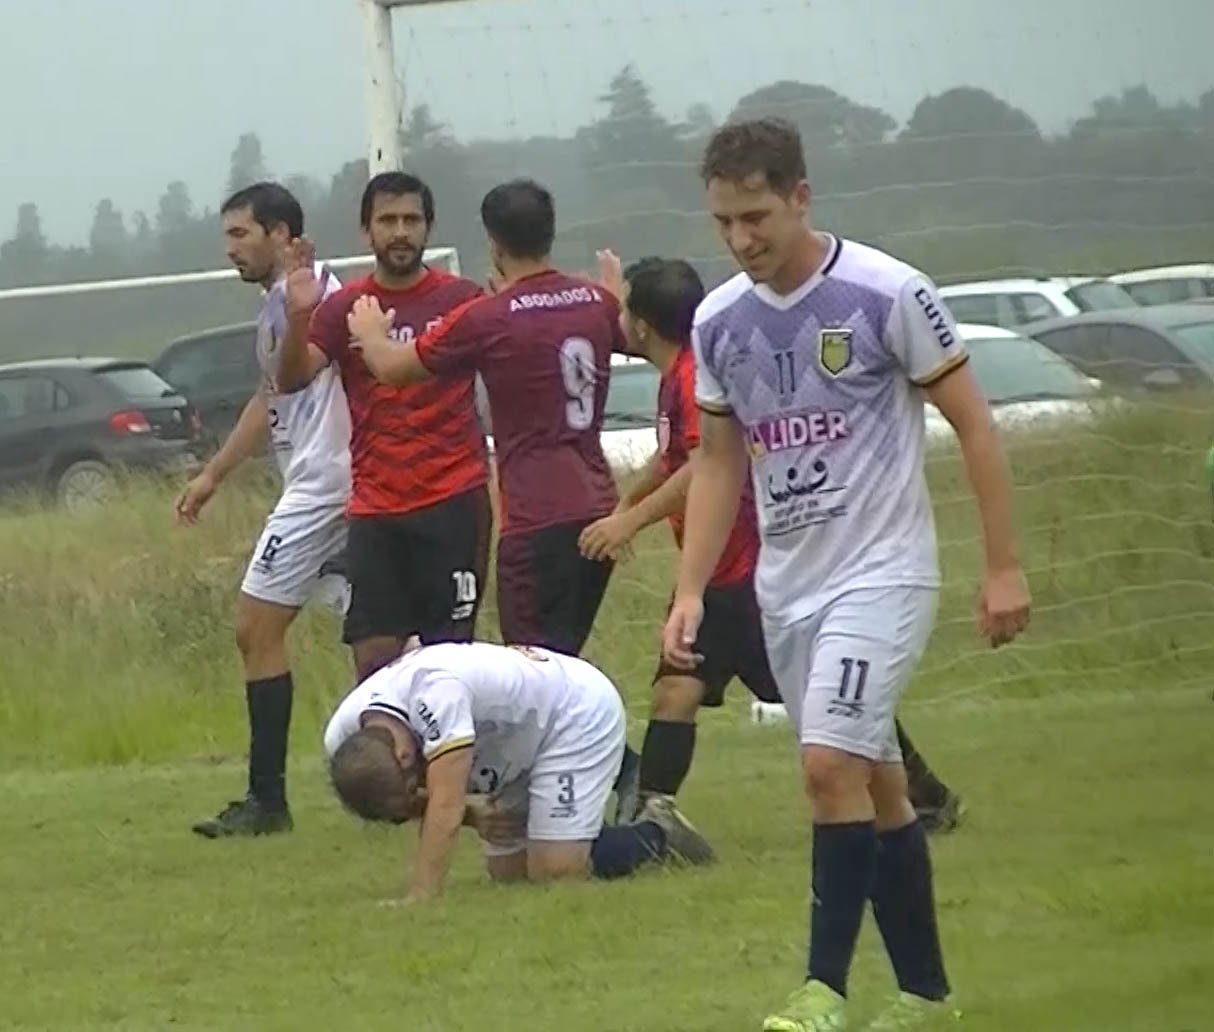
[226,132,269,196]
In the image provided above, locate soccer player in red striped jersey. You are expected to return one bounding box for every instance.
[276,173,492,681]
[348,178,641,816]
[578,256,778,852]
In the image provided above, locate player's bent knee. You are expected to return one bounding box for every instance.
[651,675,704,721]
[526,840,593,882]
[234,593,297,669]
[801,745,871,805]
[486,850,529,884]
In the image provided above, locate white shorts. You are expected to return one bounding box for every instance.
[240,504,349,613]
[762,585,938,763]
[482,668,626,857]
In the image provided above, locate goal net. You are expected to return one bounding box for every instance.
[364,0,1214,734]
[1,0,1210,755]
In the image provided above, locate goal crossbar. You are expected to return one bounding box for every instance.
[0,247,460,302]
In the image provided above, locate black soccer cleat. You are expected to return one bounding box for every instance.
[916,793,966,834]
[192,796,293,839]
[638,795,717,866]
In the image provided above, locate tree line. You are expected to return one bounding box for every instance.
[2,71,1212,360]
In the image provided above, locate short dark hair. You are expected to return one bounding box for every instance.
[221,181,303,238]
[360,171,436,229]
[480,179,555,260]
[328,725,419,824]
[699,118,807,195]
[624,257,705,342]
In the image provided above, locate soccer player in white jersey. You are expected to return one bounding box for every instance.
[662,120,1031,1030]
[175,182,350,838]
[323,641,711,900]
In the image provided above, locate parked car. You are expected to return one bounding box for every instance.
[152,322,259,450]
[0,357,202,509]
[938,276,1138,329]
[1108,263,1214,307]
[1021,304,1214,392]
[924,323,1101,440]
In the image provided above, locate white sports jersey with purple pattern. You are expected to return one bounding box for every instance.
[692,236,968,626]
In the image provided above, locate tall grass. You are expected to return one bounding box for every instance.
[1,395,1210,770]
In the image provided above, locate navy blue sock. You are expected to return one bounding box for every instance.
[872,820,950,1001]
[808,821,878,998]
[589,821,666,879]
[246,673,293,810]
[612,744,641,791]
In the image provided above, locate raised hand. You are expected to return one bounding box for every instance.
[282,236,323,319]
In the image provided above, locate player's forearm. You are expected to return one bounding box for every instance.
[675,447,746,598]
[410,800,466,898]
[618,455,666,510]
[205,393,268,482]
[359,336,424,386]
[957,421,1020,571]
[626,463,691,532]
[277,314,317,392]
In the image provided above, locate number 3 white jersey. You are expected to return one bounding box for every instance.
[257,264,351,514]
[323,642,622,798]
[692,236,968,626]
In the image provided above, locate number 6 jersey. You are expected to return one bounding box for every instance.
[415,269,621,535]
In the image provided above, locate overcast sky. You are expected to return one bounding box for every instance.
[3,0,1210,244]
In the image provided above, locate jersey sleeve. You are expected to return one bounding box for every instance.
[309,291,349,364]
[402,674,476,762]
[691,324,732,415]
[415,296,489,377]
[886,275,969,387]
[676,353,703,451]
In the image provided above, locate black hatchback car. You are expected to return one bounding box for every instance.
[152,322,259,451]
[0,357,202,509]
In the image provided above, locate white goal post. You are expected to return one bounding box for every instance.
[358,0,473,174]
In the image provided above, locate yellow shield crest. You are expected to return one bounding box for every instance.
[819,328,852,376]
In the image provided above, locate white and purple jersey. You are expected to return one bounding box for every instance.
[692,236,968,626]
[256,263,351,513]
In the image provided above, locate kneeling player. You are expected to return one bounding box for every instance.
[323,641,712,901]
[579,256,777,847]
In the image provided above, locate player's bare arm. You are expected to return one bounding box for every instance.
[579,460,692,562]
[406,744,475,902]
[174,391,269,524]
[347,295,433,386]
[926,363,1031,648]
[277,237,330,392]
[663,412,749,669]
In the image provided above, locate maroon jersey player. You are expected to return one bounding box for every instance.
[348,179,622,657]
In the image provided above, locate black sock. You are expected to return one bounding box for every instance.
[589,821,667,879]
[872,820,950,1001]
[246,674,293,810]
[808,821,878,998]
[897,719,952,809]
[639,720,697,796]
[612,744,641,792]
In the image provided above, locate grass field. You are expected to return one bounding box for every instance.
[2,398,1213,1030]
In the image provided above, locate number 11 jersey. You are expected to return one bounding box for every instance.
[416,269,620,535]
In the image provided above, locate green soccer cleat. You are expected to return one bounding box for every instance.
[864,992,961,1030]
[191,796,293,839]
[762,980,848,1031]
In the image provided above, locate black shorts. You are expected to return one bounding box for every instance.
[496,518,614,656]
[342,486,492,646]
[654,576,781,707]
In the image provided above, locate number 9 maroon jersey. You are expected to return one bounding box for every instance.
[415,270,620,536]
